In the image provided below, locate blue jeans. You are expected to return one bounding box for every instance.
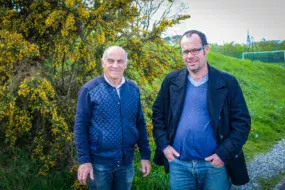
[169,159,230,190]
[88,163,134,190]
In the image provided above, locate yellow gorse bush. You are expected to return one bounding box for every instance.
[1,75,73,174]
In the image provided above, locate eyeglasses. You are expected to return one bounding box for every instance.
[182,45,206,56]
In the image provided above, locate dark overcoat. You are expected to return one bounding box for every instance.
[152,64,251,185]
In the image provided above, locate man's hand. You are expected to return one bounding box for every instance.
[77,163,94,185]
[140,160,151,177]
[205,153,225,167]
[163,145,180,162]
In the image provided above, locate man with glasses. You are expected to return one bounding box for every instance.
[74,46,151,189]
[152,30,251,189]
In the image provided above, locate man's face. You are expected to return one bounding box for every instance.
[180,34,209,74]
[101,47,128,81]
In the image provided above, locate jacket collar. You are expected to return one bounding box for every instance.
[170,63,226,89]
[207,64,228,128]
[170,68,188,90]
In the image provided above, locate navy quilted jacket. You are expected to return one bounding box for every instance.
[74,76,151,165]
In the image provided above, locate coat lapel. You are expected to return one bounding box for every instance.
[170,69,188,130]
[207,65,228,130]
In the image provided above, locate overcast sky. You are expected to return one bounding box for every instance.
[163,0,285,44]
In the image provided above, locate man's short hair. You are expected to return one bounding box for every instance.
[102,46,128,62]
[179,30,208,46]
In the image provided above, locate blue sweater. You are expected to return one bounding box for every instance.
[172,79,218,160]
[74,76,151,165]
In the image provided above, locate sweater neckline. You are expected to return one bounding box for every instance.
[188,74,208,87]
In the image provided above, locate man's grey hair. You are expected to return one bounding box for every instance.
[101,46,128,62]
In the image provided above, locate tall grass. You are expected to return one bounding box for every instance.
[0,147,74,190]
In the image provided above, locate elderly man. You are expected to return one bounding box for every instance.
[74,46,151,190]
[152,30,251,189]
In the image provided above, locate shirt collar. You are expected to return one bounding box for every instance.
[104,74,125,89]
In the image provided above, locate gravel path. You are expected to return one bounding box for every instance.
[240,139,285,189]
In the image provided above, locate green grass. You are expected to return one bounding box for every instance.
[258,171,285,190]
[132,143,169,190]
[0,147,74,190]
